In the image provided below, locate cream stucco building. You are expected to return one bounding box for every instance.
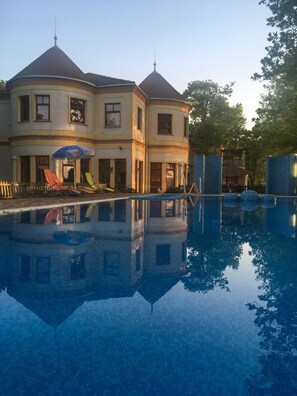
[0,44,190,192]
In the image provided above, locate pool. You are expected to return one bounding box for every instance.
[0,197,296,395]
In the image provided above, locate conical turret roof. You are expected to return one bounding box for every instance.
[9,45,135,87]
[10,45,87,82]
[139,70,185,101]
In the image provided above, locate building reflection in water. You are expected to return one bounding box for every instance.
[1,197,297,393]
[2,196,297,327]
[0,199,188,326]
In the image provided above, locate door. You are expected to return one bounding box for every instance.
[81,158,90,183]
[139,161,143,193]
[21,156,30,183]
[150,162,162,193]
[115,159,126,191]
[166,163,175,190]
[135,160,143,193]
[36,156,49,183]
[99,159,110,186]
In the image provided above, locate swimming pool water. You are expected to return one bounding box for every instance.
[0,197,296,395]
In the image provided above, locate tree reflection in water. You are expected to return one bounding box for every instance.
[183,231,241,293]
[183,206,263,294]
[246,232,297,395]
[185,201,297,394]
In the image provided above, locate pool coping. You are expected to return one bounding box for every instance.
[0,193,166,215]
[0,193,296,216]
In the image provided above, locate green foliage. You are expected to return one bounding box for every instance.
[183,80,246,154]
[254,0,297,83]
[252,0,297,159]
[239,128,267,184]
[0,80,6,88]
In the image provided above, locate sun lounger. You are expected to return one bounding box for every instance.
[85,172,114,192]
[44,208,61,224]
[44,169,84,195]
[50,171,95,194]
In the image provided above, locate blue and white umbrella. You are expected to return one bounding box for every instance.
[53,230,94,246]
[52,145,95,188]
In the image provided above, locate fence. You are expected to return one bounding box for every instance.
[0,181,49,199]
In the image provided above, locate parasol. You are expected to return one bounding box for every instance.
[52,145,95,188]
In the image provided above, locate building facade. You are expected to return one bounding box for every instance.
[0,44,190,192]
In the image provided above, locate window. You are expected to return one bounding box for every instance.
[36,257,50,283]
[105,103,121,127]
[62,206,75,224]
[35,209,49,224]
[20,156,30,183]
[70,98,86,124]
[182,241,187,262]
[156,244,171,265]
[114,200,126,222]
[36,156,49,183]
[150,162,162,193]
[98,202,111,221]
[136,248,141,272]
[137,107,142,131]
[20,95,29,121]
[20,256,31,282]
[70,255,85,280]
[166,163,175,190]
[36,95,50,121]
[20,211,31,223]
[158,113,172,135]
[104,251,120,276]
[184,117,188,137]
[99,159,111,186]
[115,159,126,191]
[81,158,90,183]
[150,201,161,217]
[165,201,176,217]
[134,200,143,221]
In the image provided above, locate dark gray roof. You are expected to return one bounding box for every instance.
[85,72,134,87]
[139,70,185,101]
[10,46,135,87]
[10,46,86,82]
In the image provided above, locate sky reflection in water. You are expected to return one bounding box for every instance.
[0,197,296,395]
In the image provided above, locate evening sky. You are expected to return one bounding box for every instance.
[0,0,271,128]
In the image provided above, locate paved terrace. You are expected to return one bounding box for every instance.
[0,193,136,214]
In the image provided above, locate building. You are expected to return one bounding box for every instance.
[0,42,190,193]
[221,149,251,190]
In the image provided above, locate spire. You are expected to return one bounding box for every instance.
[153,45,156,71]
[54,15,57,47]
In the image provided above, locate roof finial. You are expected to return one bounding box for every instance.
[54,15,57,46]
[153,44,156,71]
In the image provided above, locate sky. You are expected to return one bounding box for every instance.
[0,0,271,129]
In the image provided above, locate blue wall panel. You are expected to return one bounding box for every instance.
[205,156,222,194]
[266,154,297,195]
[194,154,205,193]
[194,155,222,194]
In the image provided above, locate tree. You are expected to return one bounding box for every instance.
[254,0,297,84]
[183,80,246,154]
[252,0,297,156]
[0,80,6,88]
